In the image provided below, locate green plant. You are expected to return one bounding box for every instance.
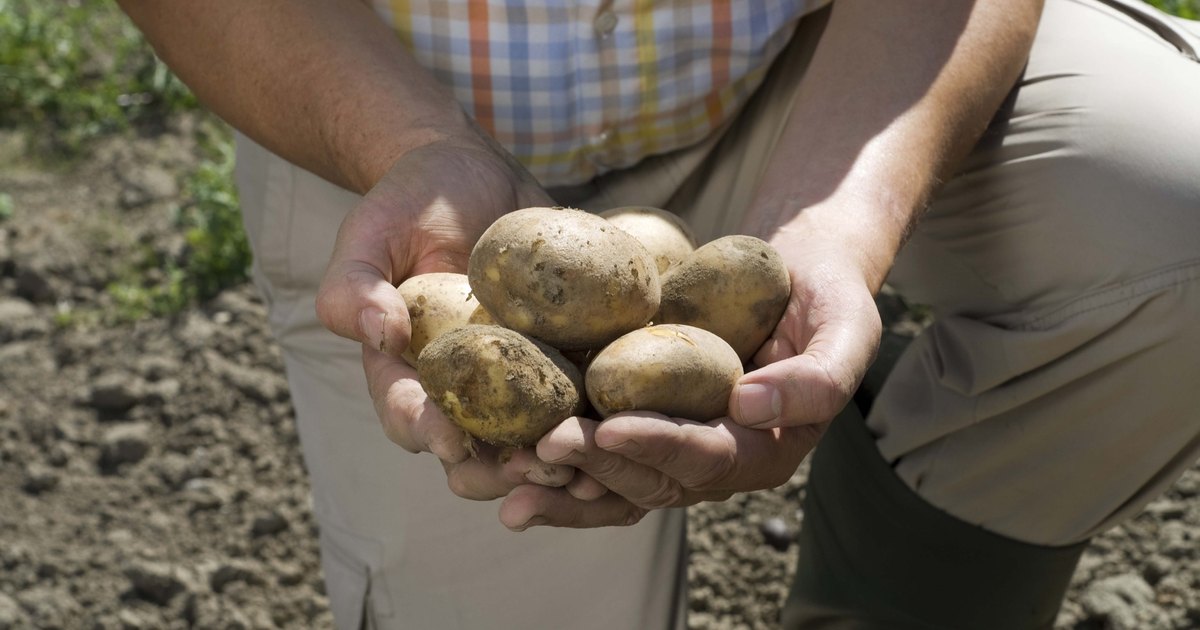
[178,131,252,302]
[1144,0,1200,18]
[0,0,196,156]
[0,193,13,221]
[105,124,251,322]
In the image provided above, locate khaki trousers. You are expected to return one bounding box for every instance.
[235,0,1199,628]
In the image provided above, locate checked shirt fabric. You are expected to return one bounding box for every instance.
[370,0,829,186]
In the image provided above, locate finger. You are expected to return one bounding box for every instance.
[539,417,681,509]
[593,413,736,494]
[498,485,647,531]
[596,414,822,495]
[316,213,412,356]
[565,473,609,501]
[731,298,880,429]
[362,345,471,463]
[443,447,574,501]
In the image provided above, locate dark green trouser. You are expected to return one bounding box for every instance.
[782,403,1089,630]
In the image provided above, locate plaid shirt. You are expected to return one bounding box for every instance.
[370,0,828,186]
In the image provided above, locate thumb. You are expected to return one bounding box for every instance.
[729,321,878,430]
[729,353,858,429]
[316,250,412,357]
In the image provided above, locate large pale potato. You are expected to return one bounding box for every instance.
[417,325,585,448]
[585,324,743,421]
[599,206,697,274]
[467,206,661,350]
[655,235,791,362]
[397,273,484,367]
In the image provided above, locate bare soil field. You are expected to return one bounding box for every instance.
[0,120,1196,629]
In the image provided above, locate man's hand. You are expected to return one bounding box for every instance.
[496,241,876,529]
[316,136,577,500]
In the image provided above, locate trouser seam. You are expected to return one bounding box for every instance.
[1014,257,1200,330]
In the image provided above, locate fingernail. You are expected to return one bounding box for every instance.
[359,308,385,351]
[516,516,547,531]
[736,383,782,427]
[524,462,565,484]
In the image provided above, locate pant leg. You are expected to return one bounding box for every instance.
[234,135,687,630]
[784,404,1089,630]
[873,0,1200,546]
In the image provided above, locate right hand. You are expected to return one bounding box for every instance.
[315,132,575,499]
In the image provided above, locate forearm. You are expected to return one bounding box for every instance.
[117,0,471,194]
[744,0,1044,289]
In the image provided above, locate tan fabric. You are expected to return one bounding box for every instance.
[872,0,1200,545]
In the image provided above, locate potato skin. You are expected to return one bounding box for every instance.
[467,207,661,350]
[599,206,697,274]
[417,325,585,448]
[586,324,743,421]
[397,273,484,367]
[655,235,791,363]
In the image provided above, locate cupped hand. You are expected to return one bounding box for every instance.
[498,243,882,529]
[315,132,574,499]
[730,244,882,430]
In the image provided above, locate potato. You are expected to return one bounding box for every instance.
[586,324,743,421]
[599,206,697,274]
[468,206,660,350]
[397,273,485,367]
[655,235,790,362]
[417,325,585,448]
[468,304,498,326]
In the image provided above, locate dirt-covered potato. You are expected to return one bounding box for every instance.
[467,206,661,350]
[397,273,484,367]
[417,325,585,448]
[655,235,791,362]
[586,324,743,421]
[600,206,697,274]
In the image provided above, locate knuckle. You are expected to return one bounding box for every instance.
[805,351,857,420]
[586,454,628,480]
[684,457,734,491]
[680,436,737,490]
[376,387,426,452]
[637,477,684,510]
[445,470,473,499]
[381,422,421,454]
[314,284,339,332]
[621,506,650,527]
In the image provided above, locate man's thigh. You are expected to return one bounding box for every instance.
[875,0,1200,545]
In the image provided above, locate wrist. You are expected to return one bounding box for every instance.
[746,193,914,293]
[330,106,478,195]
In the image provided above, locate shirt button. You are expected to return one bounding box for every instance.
[594,11,618,36]
[589,129,612,148]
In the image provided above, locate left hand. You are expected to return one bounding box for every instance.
[498,242,882,530]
